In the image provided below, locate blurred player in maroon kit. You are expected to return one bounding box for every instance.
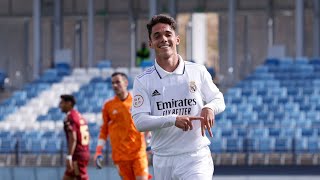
[59,94,90,180]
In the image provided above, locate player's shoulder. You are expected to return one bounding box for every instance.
[68,110,81,123]
[136,66,156,80]
[103,96,117,107]
[184,61,206,71]
[68,109,79,118]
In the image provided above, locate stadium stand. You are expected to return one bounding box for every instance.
[0,57,319,167]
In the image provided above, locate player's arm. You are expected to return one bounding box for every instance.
[134,113,203,132]
[201,66,226,115]
[65,119,77,171]
[199,66,226,136]
[67,130,77,157]
[94,103,110,168]
[132,78,203,132]
[133,113,177,132]
[132,78,177,131]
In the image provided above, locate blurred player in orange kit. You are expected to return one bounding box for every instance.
[94,72,152,180]
[60,94,90,180]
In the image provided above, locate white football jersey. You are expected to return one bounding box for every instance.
[132,55,225,156]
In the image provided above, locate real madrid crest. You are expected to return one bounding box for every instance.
[189,81,197,93]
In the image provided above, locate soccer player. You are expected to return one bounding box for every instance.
[60,94,90,180]
[94,72,150,180]
[131,14,226,180]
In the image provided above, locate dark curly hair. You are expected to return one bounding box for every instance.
[147,14,177,40]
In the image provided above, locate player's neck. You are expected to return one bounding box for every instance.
[65,108,73,114]
[156,53,179,72]
[118,91,129,101]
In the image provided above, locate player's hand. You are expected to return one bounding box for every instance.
[66,159,73,172]
[200,108,215,137]
[94,145,104,169]
[95,155,104,169]
[175,116,204,131]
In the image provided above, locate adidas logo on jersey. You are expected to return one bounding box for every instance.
[152,90,161,96]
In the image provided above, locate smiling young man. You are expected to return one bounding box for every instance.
[131,14,226,180]
[94,72,151,180]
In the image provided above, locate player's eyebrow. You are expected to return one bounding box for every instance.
[153,30,173,37]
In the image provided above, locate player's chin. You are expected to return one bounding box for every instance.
[157,51,173,59]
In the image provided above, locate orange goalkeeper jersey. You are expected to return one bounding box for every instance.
[99,93,147,162]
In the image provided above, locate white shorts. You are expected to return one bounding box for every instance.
[153,146,214,180]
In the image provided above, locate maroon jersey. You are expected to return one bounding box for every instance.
[64,109,90,161]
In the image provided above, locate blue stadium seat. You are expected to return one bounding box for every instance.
[232,120,247,128]
[37,115,51,121]
[295,119,312,128]
[280,128,296,138]
[0,138,16,153]
[256,138,275,153]
[269,128,281,137]
[211,127,222,138]
[209,138,224,153]
[29,139,43,153]
[254,65,269,73]
[221,128,234,138]
[307,137,320,153]
[306,111,319,121]
[140,60,154,68]
[96,60,112,69]
[241,88,255,97]
[26,131,42,140]
[0,131,12,139]
[89,126,100,138]
[263,119,279,127]
[252,104,265,112]
[55,62,71,76]
[283,103,299,112]
[41,131,57,139]
[295,57,309,65]
[247,96,263,106]
[296,128,317,138]
[235,128,247,137]
[280,119,296,129]
[248,128,269,138]
[226,138,243,153]
[215,120,232,129]
[226,88,241,97]
[12,131,26,139]
[18,140,29,153]
[44,139,61,154]
[275,138,293,152]
[294,138,307,153]
[309,58,320,65]
[247,120,263,128]
[312,121,320,128]
[265,58,279,66]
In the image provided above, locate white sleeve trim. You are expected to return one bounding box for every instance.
[133,112,177,132]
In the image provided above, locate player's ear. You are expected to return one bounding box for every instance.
[149,40,154,49]
[176,35,180,46]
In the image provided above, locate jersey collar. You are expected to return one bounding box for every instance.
[154,54,185,79]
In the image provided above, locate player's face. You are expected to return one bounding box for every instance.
[111,75,128,96]
[149,23,180,59]
[59,100,70,113]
